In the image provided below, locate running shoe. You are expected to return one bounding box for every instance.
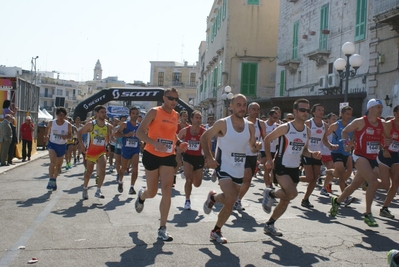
[118,182,123,193]
[129,186,136,195]
[301,199,314,208]
[82,188,88,200]
[330,196,339,217]
[46,179,57,191]
[135,189,145,213]
[317,177,323,185]
[387,249,399,267]
[364,213,378,227]
[210,230,227,244]
[380,207,395,219]
[158,227,173,241]
[320,188,329,196]
[264,223,283,237]
[262,188,274,214]
[203,190,216,214]
[94,190,105,199]
[184,200,191,210]
[234,200,245,211]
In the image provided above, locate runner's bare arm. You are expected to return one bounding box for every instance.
[341,118,364,141]
[325,122,338,136]
[248,122,262,153]
[114,123,127,138]
[264,124,288,161]
[201,119,226,160]
[136,108,157,146]
[44,121,52,141]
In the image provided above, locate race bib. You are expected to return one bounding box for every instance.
[94,136,106,146]
[126,138,138,148]
[231,152,245,167]
[309,137,321,146]
[388,141,399,152]
[116,143,122,149]
[52,130,62,140]
[289,141,305,154]
[366,141,379,154]
[156,138,173,153]
[188,140,200,151]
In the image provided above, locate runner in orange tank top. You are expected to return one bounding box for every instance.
[135,87,188,241]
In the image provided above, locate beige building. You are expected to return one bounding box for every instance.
[197,0,280,119]
[149,61,198,105]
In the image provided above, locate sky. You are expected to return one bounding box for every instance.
[1,0,214,83]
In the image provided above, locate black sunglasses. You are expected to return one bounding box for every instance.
[165,96,179,102]
[297,108,311,113]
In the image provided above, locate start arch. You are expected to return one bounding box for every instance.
[73,87,193,120]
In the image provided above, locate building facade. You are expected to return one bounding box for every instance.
[196,0,280,119]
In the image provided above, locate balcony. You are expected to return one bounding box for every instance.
[373,0,399,32]
[39,93,53,98]
[305,49,331,67]
[278,52,301,74]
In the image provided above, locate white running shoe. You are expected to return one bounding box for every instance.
[262,188,274,213]
[210,230,227,243]
[184,200,191,210]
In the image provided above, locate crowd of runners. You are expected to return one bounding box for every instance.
[40,87,399,265]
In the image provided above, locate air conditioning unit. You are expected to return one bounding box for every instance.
[319,75,327,88]
[328,73,338,87]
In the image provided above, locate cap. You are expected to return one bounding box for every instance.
[366,99,383,110]
[26,116,32,120]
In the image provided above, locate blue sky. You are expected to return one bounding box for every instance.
[1,0,214,83]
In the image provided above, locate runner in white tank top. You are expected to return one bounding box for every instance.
[263,109,280,188]
[200,94,262,243]
[262,99,322,237]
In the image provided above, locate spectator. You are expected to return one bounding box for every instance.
[20,116,34,162]
[0,114,13,166]
[2,100,18,116]
[7,116,17,165]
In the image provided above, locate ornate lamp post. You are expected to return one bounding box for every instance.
[333,42,363,103]
[221,85,234,117]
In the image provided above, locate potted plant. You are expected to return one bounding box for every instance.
[309,30,316,36]
[322,29,330,34]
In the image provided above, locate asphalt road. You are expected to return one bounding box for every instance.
[0,152,398,266]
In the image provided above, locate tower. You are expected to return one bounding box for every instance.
[93,59,102,80]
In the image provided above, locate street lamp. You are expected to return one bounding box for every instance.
[221,85,234,116]
[333,42,363,103]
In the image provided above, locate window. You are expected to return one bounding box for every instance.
[222,0,227,20]
[44,100,47,108]
[44,88,48,97]
[279,70,285,96]
[66,91,69,97]
[173,72,181,85]
[319,4,329,50]
[57,89,62,96]
[217,8,221,29]
[355,0,367,41]
[158,72,164,86]
[292,21,299,60]
[190,73,196,86]
[240,63,257,96]
[204,79,207,92]
[211,23,215,42]
[298,71,302,82]
[247,0,259,5]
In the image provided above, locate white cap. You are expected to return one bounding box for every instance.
[26,116,32,120]
[366,99,383,110]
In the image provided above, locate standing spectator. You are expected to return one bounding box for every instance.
[0,114,13,166]
[20,116,34,162]
[7,116,17,165]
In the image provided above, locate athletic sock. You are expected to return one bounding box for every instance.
[266,218,276,225]
[269,190,275,199]
[213,225,221,232]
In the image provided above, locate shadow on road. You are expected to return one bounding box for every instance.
[169,208,204,227]
[51,200,103,217]
[226,211,263,233]
[16,191,52,207]
[199,245,240,267]
[105,232,173,267]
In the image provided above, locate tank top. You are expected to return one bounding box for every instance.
[122,121,140,152]
[274,122,308,168]
[246,118,262,156]
[308,119,325,151]
[354,116,383,160]
[216,117,250,178]
[115,125,123,149]
[321,134,333,156]
[86,120,109,157]
[331,120,353,156]
[145,106,178,157]
[49,120,69,145]
[264,120,278,153]
[184,125,205,156]
[387,119,399,153]
[177,122,190,134]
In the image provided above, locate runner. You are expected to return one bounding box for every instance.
[320,113,337,196]
[78,105,112,199]
[135,87,188,242]
[73,117,84,164]
[65,117,77,170]
[235,102,266,211]
[177,110,206,210]
[330,99,387,227]
[44,107,72,191]
[201,94,262,243]
[377,106,399,219]
[262,98,322,236]
[107,118,118,172]
[113,116,127,183]
[300,104,337,208]
[174,110,190,186]
[263,109,279,188]
[115,109,140,195]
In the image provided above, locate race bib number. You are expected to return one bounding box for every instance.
[310,137,321,146]
[94,136,106,146]
[389,141,399,152]
[126,138,138,148]
[116,143,122,149]
[366,141,379,154]
[188,140,200,151]
[156,138,173,153]
[289,142,305,154]
[52,130,62,140]
[231,153,245,167]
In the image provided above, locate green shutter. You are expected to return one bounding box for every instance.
[200,83,203,92]
[280,70,285,96]
[319,4,329,50]
[211,23,214,42]
[218,8,221,29]
[219,60,223,86]
[240,63,257,97]
[355,0,367,41]
[292,21,299,60]
[248,0,259,5]
[223,0,226,20]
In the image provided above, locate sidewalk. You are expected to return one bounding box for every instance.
[0,149,48,174]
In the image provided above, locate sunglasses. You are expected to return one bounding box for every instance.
[165,96,179,102]
[297,108,311,113]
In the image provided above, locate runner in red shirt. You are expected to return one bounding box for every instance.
[20,116,34,161]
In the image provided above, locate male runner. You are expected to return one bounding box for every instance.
[263,109,279,188]
[320,112,337,196]
[174,110,190,185]
[201,94,262,243]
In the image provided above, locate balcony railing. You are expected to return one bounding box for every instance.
[374,0,399,16]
